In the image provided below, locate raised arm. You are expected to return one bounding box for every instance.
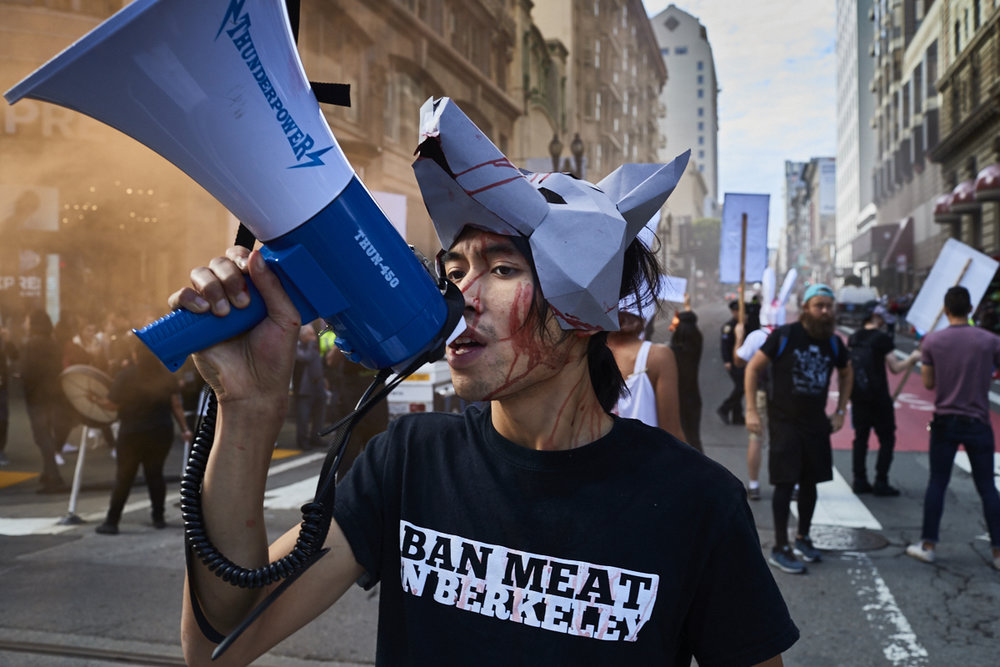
[174,248,363,665]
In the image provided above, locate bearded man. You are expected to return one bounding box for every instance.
[744,284,853,575]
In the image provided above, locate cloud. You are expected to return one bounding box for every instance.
[644,1,836,235]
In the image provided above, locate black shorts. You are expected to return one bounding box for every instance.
[767,417,833,485]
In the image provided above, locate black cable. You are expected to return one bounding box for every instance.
[181,279,464,658]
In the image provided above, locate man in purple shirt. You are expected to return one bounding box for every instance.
[906,286,1000,571]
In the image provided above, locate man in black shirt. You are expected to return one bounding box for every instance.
[745,284,853,574]
[847,305,919,496]
[173,97,797,664]
[717,300,745,424]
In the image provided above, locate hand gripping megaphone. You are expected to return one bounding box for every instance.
[5,0,462,372]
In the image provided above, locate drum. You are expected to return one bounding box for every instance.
[60,364,118,426]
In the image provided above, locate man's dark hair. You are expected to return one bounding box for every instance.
[944,286,972,317]
[510,235,662,412]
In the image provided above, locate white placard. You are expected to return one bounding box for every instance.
[905,238,998,335]
[719,193,769,284]
[660,275,687,303]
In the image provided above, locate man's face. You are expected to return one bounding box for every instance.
[441,229,577,402]
[800,295,835,339]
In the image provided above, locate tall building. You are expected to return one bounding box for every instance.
[867,0,945,294]
[929,0,1000,265]
[836,0,877,281]
[533,0,668,265]
[803,157,839,285]
[533,0,666,179]
[779,160,807,276]
[1,0,664,330]
[649,4,719,216]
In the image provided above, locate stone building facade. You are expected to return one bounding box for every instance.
[930,0,1000,263]
[1,0,668,329]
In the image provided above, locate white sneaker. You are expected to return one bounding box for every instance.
[62,442,78,453]
[906,542,936,564]
[54,453,66,466]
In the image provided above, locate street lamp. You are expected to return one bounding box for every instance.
[570,133,584,178]
[548,134,563,172]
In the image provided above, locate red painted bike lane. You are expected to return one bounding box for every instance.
[829,367,1000,453]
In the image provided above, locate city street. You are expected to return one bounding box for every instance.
[1,299,998,665]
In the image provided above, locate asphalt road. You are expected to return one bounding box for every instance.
[0,298,998,665]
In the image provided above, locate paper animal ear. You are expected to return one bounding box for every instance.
[597,150,690,241]
[413,97,548,250]
[778,268,798,306]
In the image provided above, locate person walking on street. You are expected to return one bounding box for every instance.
[293,323,327,451]
[745,284,852,574]
[22,309,69,493]
[95,338,190,534]
[173,98,797,665]
[608,296,685,443]
[0,324,17,467]
[669,294,703,451]
[906,286,1000,571]
[717,300,745,425]
[847,305,920,496]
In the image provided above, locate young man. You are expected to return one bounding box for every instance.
[847,305,920,496]
[744,284,853,575]
[906,286,1000,570]
[175,98,797,665]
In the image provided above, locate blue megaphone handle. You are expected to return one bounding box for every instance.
[133,177,449,373]
[133,278,316,372]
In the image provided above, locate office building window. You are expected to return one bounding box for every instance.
[698,136,704,145]
[698,121,704,131]
[697,75,703,84]
[698,107,704,116]
[675,46,688,54]
[698,150,705,159]
[698,89,703,98]
[697,60,703,71]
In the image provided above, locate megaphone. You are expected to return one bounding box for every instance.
[5,0,461,372]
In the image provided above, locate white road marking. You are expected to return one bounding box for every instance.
[0,452,328,536]
[843,551,928,666]
[264,476,320,510]
[793,465,883,530]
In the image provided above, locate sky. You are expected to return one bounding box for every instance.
[642,1,838,237]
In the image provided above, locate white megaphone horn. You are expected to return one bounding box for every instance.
[5,0,462,372]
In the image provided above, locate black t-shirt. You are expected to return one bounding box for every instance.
[109,362,178,436]
[847,328,894,401]
[333,406,799,665]
[759,323,847,426]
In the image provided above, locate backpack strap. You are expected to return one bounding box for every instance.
[775,324,791,359]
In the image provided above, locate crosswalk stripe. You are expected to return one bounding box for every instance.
[264,476,320,510]
[843,552,928,666]
[793,466,883,530]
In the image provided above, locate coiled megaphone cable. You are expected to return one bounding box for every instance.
[181,278,465,658]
